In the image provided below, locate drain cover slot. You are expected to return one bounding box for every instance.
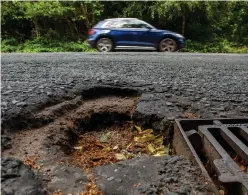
[173,118,248,194]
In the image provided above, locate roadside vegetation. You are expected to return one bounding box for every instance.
[1,1,248,53]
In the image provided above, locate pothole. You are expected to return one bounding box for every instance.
[2,87,214,195]
[3,92,162,194]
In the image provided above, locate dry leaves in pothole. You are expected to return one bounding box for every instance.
[70,124,134,169]
[70,123,169,170]
[131,125,168,156]
[23,156,41,170]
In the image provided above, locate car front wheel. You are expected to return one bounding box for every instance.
[96,38,113,52]
[158,38,178,52]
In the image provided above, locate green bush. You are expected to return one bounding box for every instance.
[1,38,96,53]
[184,39,248,53]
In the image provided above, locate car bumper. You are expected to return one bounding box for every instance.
[177,38,184,49]
[87,39,96,48]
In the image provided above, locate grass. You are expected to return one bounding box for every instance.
[1,37,248,53]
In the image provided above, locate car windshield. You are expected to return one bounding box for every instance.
[101,19,156,29]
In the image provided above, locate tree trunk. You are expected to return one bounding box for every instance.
[32,19,39,38]
[182,15,186,36]
[81,4,90,30]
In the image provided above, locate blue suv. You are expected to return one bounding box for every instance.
[88,18,184,52]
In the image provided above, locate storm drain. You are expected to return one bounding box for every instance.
[173,118,248,195]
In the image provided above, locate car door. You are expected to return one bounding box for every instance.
[107,20,136,46]
[131,21,158,47]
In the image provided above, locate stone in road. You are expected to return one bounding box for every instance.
[2,53,248,121]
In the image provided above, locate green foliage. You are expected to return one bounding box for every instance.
[184,39,248,53]
[1,1,248,53]
[1,38,95,53]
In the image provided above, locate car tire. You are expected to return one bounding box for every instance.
[158,38,178,52]
[96,38,113,52]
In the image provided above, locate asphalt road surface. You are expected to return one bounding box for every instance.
[2,52,248,120]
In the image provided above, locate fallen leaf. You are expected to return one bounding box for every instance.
[134,143,146,148]
[115,153,127,160]
[113,145,119,150]
[74,146,83,150]
[147,144,155,153]
[139,129,153,135]
[100,133,109,143]
[134,125,142,133]
[104,147,111,152]
[156,146,165,152]
[134,134,156,143]
[154,136,163,145]
[153,151,166,156]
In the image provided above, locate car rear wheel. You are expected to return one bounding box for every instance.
[96,38,113,52]
[159,38,178,52]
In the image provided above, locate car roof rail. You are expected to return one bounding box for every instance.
[105,18,138,21]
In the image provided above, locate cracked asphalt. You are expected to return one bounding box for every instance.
[1,52,248,121]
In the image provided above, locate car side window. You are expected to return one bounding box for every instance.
[125,21,150,28]
[101,20,153,29]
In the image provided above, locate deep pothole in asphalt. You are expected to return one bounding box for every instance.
[3,92,171,194]
[2,88,218,195]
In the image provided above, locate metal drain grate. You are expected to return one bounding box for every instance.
[173,118,248,195]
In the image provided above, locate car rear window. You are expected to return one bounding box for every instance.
[94,21,105,28]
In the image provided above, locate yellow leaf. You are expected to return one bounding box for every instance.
[155,146,165,152]
[153,151,166,156]
[74,146,83,150]
[154,136,163,145]
[139,129,153,135]
[115,153,127,160]
[134,125,142,133]
[134,134,156,143]
[105,147,111,152]
[147,144,155,153]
